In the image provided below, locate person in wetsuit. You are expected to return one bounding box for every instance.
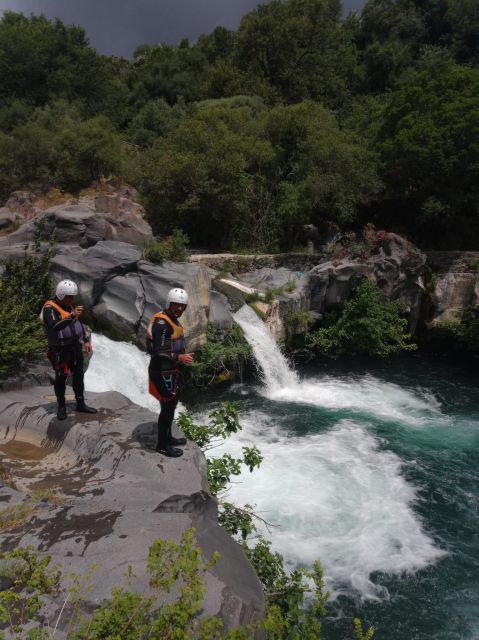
[147,287,194,457]
[41,279,97,420]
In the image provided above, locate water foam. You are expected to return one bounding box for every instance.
[85,333,159,412]
[213,411,445,600]
[85,332,445,600]
[267,375,446,427]
[235,304,445,427]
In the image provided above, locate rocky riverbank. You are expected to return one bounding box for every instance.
[0,385,264,637]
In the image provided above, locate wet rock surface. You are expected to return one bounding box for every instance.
[0,387,264,636]
[426,251,479,323]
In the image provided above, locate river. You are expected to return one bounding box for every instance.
[85,311,479,640]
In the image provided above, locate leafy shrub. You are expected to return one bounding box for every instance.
[0,226,53,382]
[307,279,416,357]
[189,323,252,387]
[143,228,190,263]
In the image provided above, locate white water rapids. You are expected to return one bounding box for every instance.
[85,310,445,600]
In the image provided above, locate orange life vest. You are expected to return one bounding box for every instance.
[43,299,72,320]
[147,312,184,346]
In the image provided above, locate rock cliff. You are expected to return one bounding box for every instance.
[0,386,264,637]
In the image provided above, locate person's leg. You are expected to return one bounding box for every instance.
[156,399,182,457]
[50,348,68,420]
[72,349,97,414]
[53,368,67,420]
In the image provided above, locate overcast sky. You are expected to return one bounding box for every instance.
[0,0,366,57]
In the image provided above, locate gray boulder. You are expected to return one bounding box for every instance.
[92,272,145,336]
[50,241,143,306]
[137,260,211,350]
[3,194,152,249]
[0,207,18,235]
[94,193,152,245]
[309,233,426,334]
[208,290,233,333]
[5,203,107,247]
[0,386,264,636]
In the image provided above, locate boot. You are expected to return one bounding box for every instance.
[57,401,67,421]
[167,424,186,446]
[75,397,98,414]
[156,444,184,458]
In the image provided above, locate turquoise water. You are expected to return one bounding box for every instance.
[196,356,479,640]
[86,333,479,639]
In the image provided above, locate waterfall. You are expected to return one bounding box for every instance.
[233,304,298,392]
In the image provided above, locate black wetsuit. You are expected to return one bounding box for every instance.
[42,300,90,405]
[147,311,184,449]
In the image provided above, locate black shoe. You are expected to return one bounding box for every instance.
[156,445,183,458]
[75,398,98,414]
[57,405,67,420]
[168,436,187,446]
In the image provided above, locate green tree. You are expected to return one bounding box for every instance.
[376,53,479,247]
[137,104,277,250]
[235,0,360,107]
[307,278,416,357]
[0,12,123,119]
[264,101,382,239]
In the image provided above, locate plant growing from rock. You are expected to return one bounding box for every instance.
[0,546,60,638]
[307,279,416,357]
[143,227,190,264]
[189,323,252,387]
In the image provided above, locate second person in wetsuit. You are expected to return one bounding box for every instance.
[42,279,98,420]
[146,287,194,457]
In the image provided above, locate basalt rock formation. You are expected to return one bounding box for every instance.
[0,187,431,345]
[426,251,479,324]
[0,386,265,638]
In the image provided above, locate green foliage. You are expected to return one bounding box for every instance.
[284,309,314,340]
[0,546,59,637]
[0,2,478,250]
[375,53,479,248]
[432,307,479,354]
[177,402,262,495]
[143,228,190,264]
[0,226,53,382]
[137,99,379,251]
[0,105,129,198]
[188,323,252,386]
[307,279,417,357]
[0,12,122,117]
[354,618,375,640]
[234,0,360,107]
[246,539,328,640]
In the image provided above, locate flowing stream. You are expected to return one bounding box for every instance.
[85,315,479,640]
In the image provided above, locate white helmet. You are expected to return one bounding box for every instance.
[56,279,78,300]
[166,287,188,307]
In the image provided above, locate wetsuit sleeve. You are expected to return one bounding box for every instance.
[43,305,73,333]
[151,318,178,363]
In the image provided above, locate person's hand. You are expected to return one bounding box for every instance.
[71,305,84,319]
[178,353,194,366]
[84,342,93,354]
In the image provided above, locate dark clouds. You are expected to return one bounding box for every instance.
[0,0,366,57]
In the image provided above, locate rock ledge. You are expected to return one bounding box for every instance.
[0,386,264,637]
